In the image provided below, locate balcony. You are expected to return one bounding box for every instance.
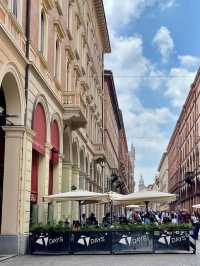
[93,144,105,163]
[63,91,87,130]
[184,171,195,185]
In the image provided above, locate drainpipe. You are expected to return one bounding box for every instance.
[24,0,31,126]
[17,0,31,253]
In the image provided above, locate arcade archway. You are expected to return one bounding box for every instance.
[0,69,23,233]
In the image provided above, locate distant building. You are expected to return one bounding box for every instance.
[138,175,146,192]
[129,144,136,192]
[158,152,168,193]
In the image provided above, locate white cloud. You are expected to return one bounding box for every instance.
[153,26,174,63]
[165,68,196,107]
[178,55,200,70]
[103,0,177,32]
[105,32,176,187]
[159,0,177,11]
[105,32,150,92]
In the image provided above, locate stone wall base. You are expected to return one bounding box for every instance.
[0,234,29,255]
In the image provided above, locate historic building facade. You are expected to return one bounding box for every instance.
[167,69,200,211]
[118,110,132,194]
[158,152,168,193]
[0,0,111,254]
[103,70,133,194]
[103,70,120,192]
[129,144,135,192]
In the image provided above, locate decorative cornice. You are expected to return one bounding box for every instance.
[93,0,111,53]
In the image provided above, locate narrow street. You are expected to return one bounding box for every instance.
[1,241,200,266]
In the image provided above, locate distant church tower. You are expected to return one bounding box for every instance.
[139,175,145,192]
[129,144,136,192]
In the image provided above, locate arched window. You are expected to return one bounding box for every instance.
[40,11,45,54]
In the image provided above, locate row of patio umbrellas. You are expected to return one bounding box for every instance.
[44,190,176,205]
[43,190,176,223]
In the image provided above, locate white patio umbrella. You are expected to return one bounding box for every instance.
[192,204,200,208]
[102,191,125,202]
[114,191,176,212]
[126,205,140,208]
[44,190,107,203]
[43,190,108,223]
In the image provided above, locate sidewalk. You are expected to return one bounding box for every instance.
[1,241,200,266]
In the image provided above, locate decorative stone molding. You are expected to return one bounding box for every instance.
[43,0,54,10]
[54,20,66,39]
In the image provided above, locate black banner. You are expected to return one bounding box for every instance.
[153,230,190,252]
[112,231,153,253]
[30,232,70,254]
[71,231,112,253]
[29,229,195,254]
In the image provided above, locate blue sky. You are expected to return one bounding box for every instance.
[103,0,200,190]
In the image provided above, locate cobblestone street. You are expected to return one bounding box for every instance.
[1,242,200,266]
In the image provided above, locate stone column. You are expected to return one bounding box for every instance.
[18,128,35,235]
[61,162,73,221]
[53,155,63,222]
[37,143,52,224]
[1,126,25,235]
[71,166,80,221]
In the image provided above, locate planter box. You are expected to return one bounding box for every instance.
[29,232,70,254]
[112,230,153,253]
[29,228,196,255]
[70,231,112,253]
[153,229,196,254]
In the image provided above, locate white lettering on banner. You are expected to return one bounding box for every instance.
[119,234,150,246]
[49,237,64,245]
[171,235,187,244]
[78,235,105,247]
[90,237,105,245]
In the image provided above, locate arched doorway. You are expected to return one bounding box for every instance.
[0,89,6,230]
[30,103,47,225]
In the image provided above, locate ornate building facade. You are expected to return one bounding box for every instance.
[0,0,111,254]
[103,70,120,192]
[167,69,200,211]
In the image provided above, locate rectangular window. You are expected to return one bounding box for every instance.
[11,0,18,18]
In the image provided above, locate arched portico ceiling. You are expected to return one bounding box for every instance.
[0,63,25,125]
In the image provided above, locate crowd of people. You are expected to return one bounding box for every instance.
[69,209,200,240]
